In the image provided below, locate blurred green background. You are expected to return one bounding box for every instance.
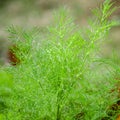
[0,0,120,65]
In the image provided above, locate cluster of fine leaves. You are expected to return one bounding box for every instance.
[0,0,119,120]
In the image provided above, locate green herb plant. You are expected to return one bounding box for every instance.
[1,0,119,120]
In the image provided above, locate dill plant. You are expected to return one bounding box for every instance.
[1,0,119,120]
